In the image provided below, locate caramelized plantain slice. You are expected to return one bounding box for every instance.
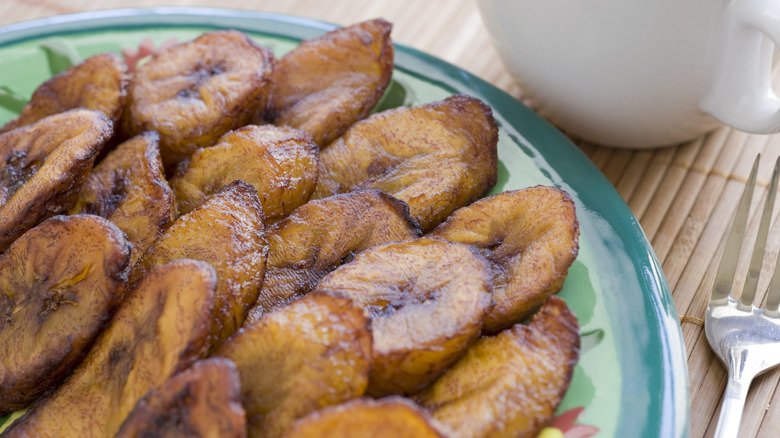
[0,109,114,251]
[314,237,493,396]
[0,52,128,133]
[115,358,246,438]
[416,296,580,438]
[0,214,131,415]
[265,19,394,146]
[312,94,498,231]
[69,131,177,265]
[245,190,422,323]
[130,180,267,350]
[1,259,217,438]
[431,186,580,333]
[123,30,274,170]
[215,291,372,438]
[282,397,445,438]
[170,125,318,220]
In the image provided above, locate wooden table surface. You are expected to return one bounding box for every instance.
[4,1,780,437]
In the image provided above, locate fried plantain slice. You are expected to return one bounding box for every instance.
[431,186,580,333]
[170,125,318,221]
[314,237,493,396]
[215,291,372,438]
[312,94,498,231]
[1,259,216,438]
[69,131,177,265]
[282,397,445,438]
[130,180,267,350]
[416,296,580,438]
[123,30,274,170]
[0,108,114,251]
[265,19,394,146]
[115,358,246,438]
[0,52,128,134]
[0,214,131,415]
[245,190,422,323]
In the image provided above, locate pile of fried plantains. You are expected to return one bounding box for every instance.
[0,18,582,438]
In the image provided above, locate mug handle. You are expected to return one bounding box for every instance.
[701,0,780,133]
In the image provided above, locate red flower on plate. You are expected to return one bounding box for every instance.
[122,38,178,72]
[538,407,599,438]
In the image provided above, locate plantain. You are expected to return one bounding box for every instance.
[123,30,274,171]
[245,190,421,323]
[170,125,317,221]
[0,52,128,133]
[314,237,493,396]
[282,397,445,438]
[69,131,177,265]
[0,23,586,438]
[265,19,394,146]
[1,259,217,438]
[0,214,131,415]
[0,109,114,251]
[431,186,579,333]
[312,94,498,231]
[129,180,267,350]
[416,296,580,438]
[215,291,372,438]
[115,358,246,438]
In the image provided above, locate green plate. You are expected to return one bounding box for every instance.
[0,8,689,437]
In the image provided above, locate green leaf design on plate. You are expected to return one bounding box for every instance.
[580,328,605,355]
[559,364,597,415]
[40,38,82,76]
[372,77,415,113]
[0,85,28,114]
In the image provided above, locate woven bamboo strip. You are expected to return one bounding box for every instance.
[600,148,635,188]
[618,149,657,218]
[637,141,701,242]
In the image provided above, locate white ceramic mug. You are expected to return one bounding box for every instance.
[477,0,780,148]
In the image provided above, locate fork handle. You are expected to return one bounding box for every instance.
[715,369,754,437]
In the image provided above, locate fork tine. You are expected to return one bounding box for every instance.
[711,154,760,303]
[762,157,780,316]
[739,155,780,309]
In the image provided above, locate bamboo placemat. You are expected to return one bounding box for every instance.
[3,1,780,436]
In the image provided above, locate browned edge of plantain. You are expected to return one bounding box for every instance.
[265,18,394,147]
[129,179,267,352]
[170,124,318,222]
[416,296,580,438]
[314,236,494,397]
[0,259,217,438]
[69,131,177,265]
[0,108,114,252]
[215,290,373,438]
[312,94,498,232]
[114,357,246,438]
[0,214,131,415]
[246,189,422,324]
[430,185,580,333]
[122,30,275,172]
[0,52,128,134]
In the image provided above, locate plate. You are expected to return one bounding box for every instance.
[0,8,689,437]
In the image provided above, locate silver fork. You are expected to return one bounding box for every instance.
[706,154,780,437]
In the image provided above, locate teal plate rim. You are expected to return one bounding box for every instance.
[0,7,690,437]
